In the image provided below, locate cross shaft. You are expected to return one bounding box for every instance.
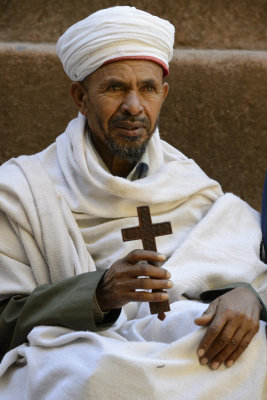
[121,206,172,320]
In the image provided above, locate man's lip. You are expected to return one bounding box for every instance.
[116,127,144,137]
[115,122,144,130]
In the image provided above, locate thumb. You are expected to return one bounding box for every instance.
[194,300,218,326]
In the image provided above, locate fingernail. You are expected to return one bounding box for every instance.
[211,362,220,370]
[200,357,208,365]
[197,349,205,357]
[158,254,166,261]
[226,360,234,368]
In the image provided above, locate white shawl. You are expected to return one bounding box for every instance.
[0,113,266,399]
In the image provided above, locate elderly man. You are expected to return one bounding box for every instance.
[0,6,266,400]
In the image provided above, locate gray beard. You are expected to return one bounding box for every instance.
[105,135,148,164]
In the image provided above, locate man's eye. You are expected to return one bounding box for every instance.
[109,85,123,92]
[144,85,156,92]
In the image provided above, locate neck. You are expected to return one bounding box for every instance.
[109,157,136,178]
[90,134,136,178]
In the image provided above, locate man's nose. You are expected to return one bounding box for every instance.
[120,91,144,115]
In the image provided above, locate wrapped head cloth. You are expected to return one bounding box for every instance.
[56,6,175,81]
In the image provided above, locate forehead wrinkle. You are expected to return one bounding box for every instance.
[104,69,161,83]
[96,69,133,87]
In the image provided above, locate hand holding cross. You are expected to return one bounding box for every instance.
[121,206,172,320]
[95,205,173,319]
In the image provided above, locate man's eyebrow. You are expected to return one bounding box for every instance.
[100,78,128,87]
[100,77,160,87]
[138,78,159,86]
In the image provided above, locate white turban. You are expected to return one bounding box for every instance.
[56,6,175,81]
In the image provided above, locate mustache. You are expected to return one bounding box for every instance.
[109,115,150,130]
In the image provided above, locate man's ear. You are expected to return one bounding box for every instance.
[70,82,87,116]
[162,82,169,102]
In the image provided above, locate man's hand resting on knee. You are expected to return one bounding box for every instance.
[96,250,173,311]
[195,287,262,370]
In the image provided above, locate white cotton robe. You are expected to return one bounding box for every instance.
[0,113,266,399]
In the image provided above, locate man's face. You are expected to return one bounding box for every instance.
[80,60,169,162]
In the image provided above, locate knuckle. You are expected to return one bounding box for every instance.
[231,348,243,360]
[202,308,211,316]
[250,318,259,330]
[130,249,142,255]
[129,250,140,260]
[128,249,143,261]
[242,317,259,334]
[217,335,229,347]
[140,278,150,289]
[199,339,210,351]
[139,264,150,275]
[229,338,239,347]
[239,340,250,351]
[226,309,243,321]
[112,280,122,292]
[113,268,124,279]
[208,325,221,337]
[224,308,235,317]
[243,315,253,325]
[254,321,260,332]
[135,249,145,256]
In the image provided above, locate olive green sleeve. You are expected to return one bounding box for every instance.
[200,282,267,322]
[0,271,121,360]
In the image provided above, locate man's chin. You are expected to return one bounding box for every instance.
[119,134,144,143]
[106,137,148,163]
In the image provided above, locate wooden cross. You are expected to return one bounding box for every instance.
[121,205,172,321]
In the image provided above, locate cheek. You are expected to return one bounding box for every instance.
[146,101,163,122]
[94,100,119,126]
[86,107,104,137]
[86,102,117,138]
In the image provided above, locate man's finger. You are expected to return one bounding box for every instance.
[201,323,241,369]
[224,330,258,367]
[196,302,224,358]
[125,277,173,291]
[109,259,171,280]
[195,301,218,326]
[126,289,169,303]
[128,263,171,279]
[206,326,244,369]
[125,249,166,265]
